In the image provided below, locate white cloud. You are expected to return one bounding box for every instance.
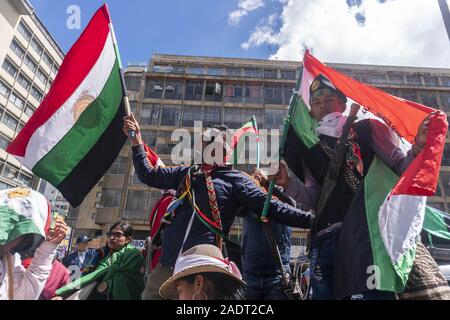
[241,0,450,68]
[228,0,265,25]
[241,14,279,49]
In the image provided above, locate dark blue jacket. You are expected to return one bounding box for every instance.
[132,145,312,268]
[62,248,99,275]
[242,214,291,275]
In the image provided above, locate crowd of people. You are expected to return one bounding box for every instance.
[1,74,449,300]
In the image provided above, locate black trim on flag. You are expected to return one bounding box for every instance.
[57,101,127,207]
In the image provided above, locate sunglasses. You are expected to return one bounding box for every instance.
[107,231,125,239]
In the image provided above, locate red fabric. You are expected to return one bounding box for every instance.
[143,143,162,167]
[21,258,32,269]
[7,4,111,157]
[40,260,70,300]
[231,123,258,149]
[391,112,448,196]
[149,194,174,238]
[303,51,434,144]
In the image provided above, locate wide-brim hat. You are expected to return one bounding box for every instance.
[309,74,347,103]
[159,244,245,299]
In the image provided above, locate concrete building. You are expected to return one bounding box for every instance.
[67,53,450,255]
[0,0,65,195]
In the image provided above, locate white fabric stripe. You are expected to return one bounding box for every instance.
[299,67,315,110]
[174,254,232,275]
[378,194,426,265]
[17,33,116,170]
[0,189,49,236]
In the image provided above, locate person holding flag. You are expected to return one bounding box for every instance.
[122,114,314,300]
[270,52,449,300]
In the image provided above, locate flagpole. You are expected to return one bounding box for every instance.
[104,4,135,138]
[252,115,260,169]
[260,56,304,221]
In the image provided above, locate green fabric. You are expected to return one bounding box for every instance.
[364,156,415,292]
[56,243,144,299]
[33,61,123,186]
[0,205,42,245]
[423,206,450,240]
[290,97,318,149]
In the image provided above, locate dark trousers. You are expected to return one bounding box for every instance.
[310,227,396,300]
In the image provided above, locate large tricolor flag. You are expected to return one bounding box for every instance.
[7,5,127,207]
[283,51,448,295]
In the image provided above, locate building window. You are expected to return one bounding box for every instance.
[264,69,278,79]
[185,81,203,101]
[182,106,203,127]
[203,106,222,127]
[1,112,19,130]
[423,76,439,87]
[160,105,181,126]
[107,156,128,175]
[0,134,11,150]
[224,83,243,103]
[51,63,59,75]
[3,163,19,179]
[2,59,18,78]
[280,69,296,80]
[9,91,25,110]
[420,92,438,107]
[0,80,11,98]
[18,21,32,42]
[387,74,404,85]
[400,90,419,103]
[24,55,37,73]
[30,37,43,56]
[141,130,157,146]
[244,85,262,104]
[440,93,450,112]
[224,108,245,129]
[24,104,35,117]
[187,66,204,75]
[17,73,31,91]
[440,172,450,197]
[405,75,422,86]
[125,76,141,92]
[140,104,161,126]
[226,67,242,77]
[244,68,263,78]
[441,77,450,87]
[156,130,177,154]
[282,86,295,105]
[368,74,386,84]
[36,68,47,85]
[243,108,263,125]
[207,67,225,76]
[265,108,285,130]
[99,189,121,207]
[164,80,184,100]
[30,86,43,102]
[144,79,164,99]
[205,82,223,102]
[442,144,450,166]
[9,39,25,59]
[17,172,32,187]
[123,190,154,219]
[264,85,283,104]
[42,52,53,68]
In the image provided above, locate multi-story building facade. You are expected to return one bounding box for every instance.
[68,53,450,256]
[0,0,65,196]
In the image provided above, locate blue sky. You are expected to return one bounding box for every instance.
[29,0,284,66]
[29,0,450,68]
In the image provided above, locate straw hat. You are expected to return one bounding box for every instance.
[159,244,244,299]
